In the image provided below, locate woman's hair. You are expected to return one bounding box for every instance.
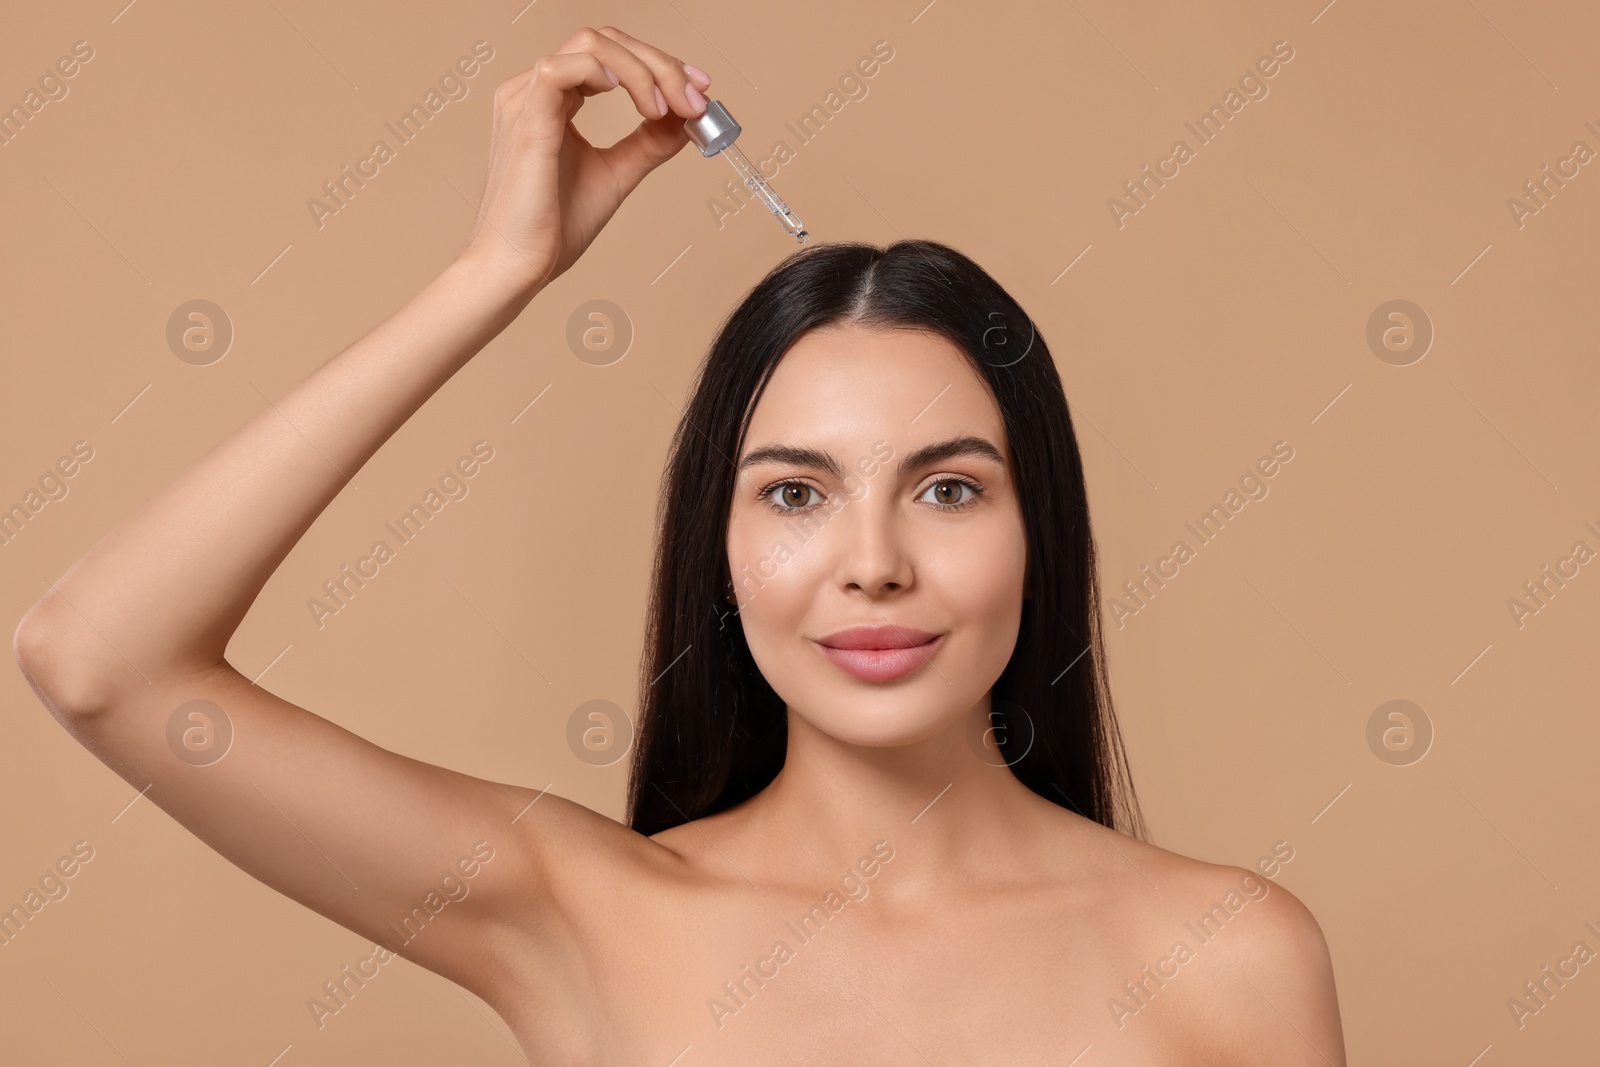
[626,239,1147,842]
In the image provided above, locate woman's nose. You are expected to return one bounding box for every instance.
[832,497,914,597]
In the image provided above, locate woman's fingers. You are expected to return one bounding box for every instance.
[683,62,712,92]
[494,27,711,129]
[590,25,708,119]
[463,26,710,289]
[553,27,667,119]
[512,51,624,141]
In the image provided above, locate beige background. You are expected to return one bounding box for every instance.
[3,0,1598,1062]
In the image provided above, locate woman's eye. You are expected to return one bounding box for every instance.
[760,477,983,513]
[758,486,812,515]
[918,478,982,509]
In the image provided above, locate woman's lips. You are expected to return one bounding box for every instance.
[817,634,945,683]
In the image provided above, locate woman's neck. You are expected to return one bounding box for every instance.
[727,701,1070,905]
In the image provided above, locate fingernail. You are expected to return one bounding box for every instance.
[683,62,711,88]
[603,65,619,86]
[685,82,707,114]
[653,85,667,117]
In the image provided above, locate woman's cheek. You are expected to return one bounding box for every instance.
[726,519,815,625]
[725,514,773,602]
[931,525,1026,646]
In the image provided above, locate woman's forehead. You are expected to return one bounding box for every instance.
[746,325,1003,441]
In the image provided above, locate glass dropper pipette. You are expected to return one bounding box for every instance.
[684,100,809,244]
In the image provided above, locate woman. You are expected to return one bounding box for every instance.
[13,25,1346,1065]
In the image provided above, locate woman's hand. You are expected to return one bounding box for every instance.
[458,25,712,296]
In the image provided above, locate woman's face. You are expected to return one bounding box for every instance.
[726,323,1029,748]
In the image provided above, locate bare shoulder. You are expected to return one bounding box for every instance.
[1035,804,1235,898]
[1199,864,1346,1065]
[1040,813,1345,1064]
[1113,833,1345,1065]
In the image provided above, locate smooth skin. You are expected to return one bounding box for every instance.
[12,25,1346,1066]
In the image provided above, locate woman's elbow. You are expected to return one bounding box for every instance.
[13,606,125,720]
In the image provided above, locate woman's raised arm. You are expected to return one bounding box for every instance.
[10,26,712,994]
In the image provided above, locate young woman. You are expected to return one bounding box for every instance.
[13,25,1346,1066]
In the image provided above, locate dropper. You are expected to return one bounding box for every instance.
[684,100,809,244]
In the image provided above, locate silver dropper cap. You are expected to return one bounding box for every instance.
[684,100,741,157]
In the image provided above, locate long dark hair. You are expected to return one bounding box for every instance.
[627,239,1147,842]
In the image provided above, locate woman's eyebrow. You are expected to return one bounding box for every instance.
[900,435,1006,473]
[735,435,1005,477]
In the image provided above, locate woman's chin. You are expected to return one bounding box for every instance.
[791,706,960,749]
